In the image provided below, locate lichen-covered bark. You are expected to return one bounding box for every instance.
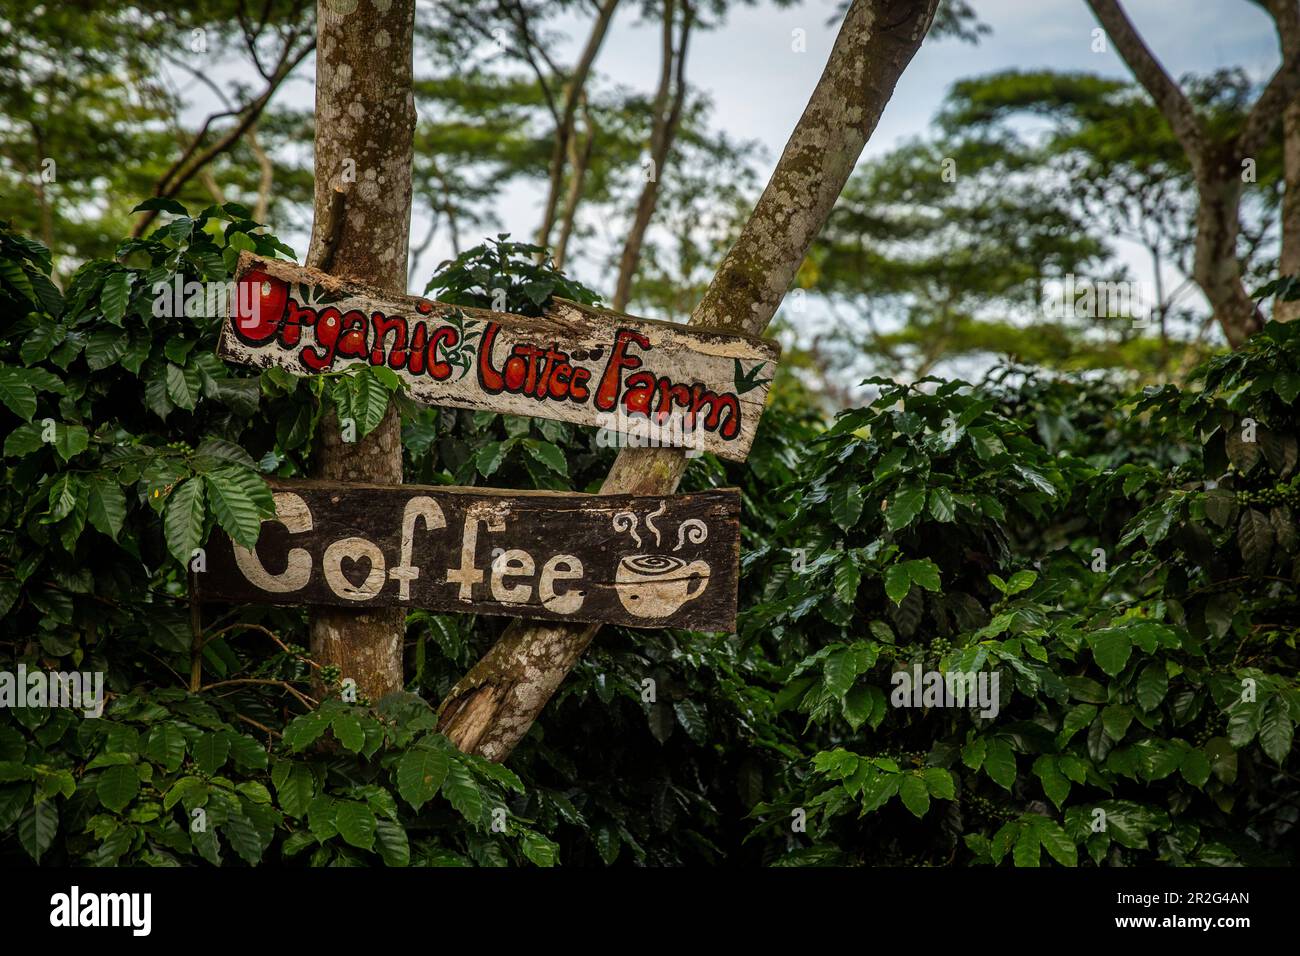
[437,0,941,761]
[306,0,417,700]
[1268,2,1300,323]
[1281,96,1300,323]
[1193,169,1261,348]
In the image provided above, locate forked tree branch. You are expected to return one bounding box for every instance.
[1085,0,1208,170]
[1239,0,1300,158]
[436,0,942,762]
[132,31,315,236]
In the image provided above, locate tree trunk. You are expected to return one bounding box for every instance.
[305,0,418,701]
[552,107,594,272]
[436,0,941,761]
[1086,0,1300,345]
[249,124,274,224]
[1280,95,1300,322]
[612,0,693,312]
[1192,164,1260,347]
[536,0,619,255]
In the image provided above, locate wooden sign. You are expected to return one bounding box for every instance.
[196,481,741,631]
[216,252,778,461]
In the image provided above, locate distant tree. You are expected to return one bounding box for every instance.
[807,133,1111,383]
[1085,0,1300,345]
[803,68,1286,386]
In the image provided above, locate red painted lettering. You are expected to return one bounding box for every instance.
[595,329,650,412]
[478,323,505,392]
[427,325,458,380]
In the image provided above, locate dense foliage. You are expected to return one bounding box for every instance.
[0,211,1296,866]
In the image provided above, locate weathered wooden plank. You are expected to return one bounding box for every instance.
[196,480,740,631]
[216,252,778,461]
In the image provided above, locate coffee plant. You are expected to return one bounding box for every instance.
[0,206,1295,866]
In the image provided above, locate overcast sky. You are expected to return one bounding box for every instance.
[182,0,1284,357]
[525,0,1282,372]
[574,0,1277,168]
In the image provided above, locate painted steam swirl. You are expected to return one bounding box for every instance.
[622,554,685,574]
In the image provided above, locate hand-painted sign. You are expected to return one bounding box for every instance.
[196,481,741,631]
[216,252,778,461]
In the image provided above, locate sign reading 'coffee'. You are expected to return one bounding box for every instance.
[217,253,779,461]
[197,481,740,631]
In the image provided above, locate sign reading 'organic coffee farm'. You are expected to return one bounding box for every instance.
[217,253,779,461]
[197,481,741,631]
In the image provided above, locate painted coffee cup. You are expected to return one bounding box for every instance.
[614,554,710,618]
